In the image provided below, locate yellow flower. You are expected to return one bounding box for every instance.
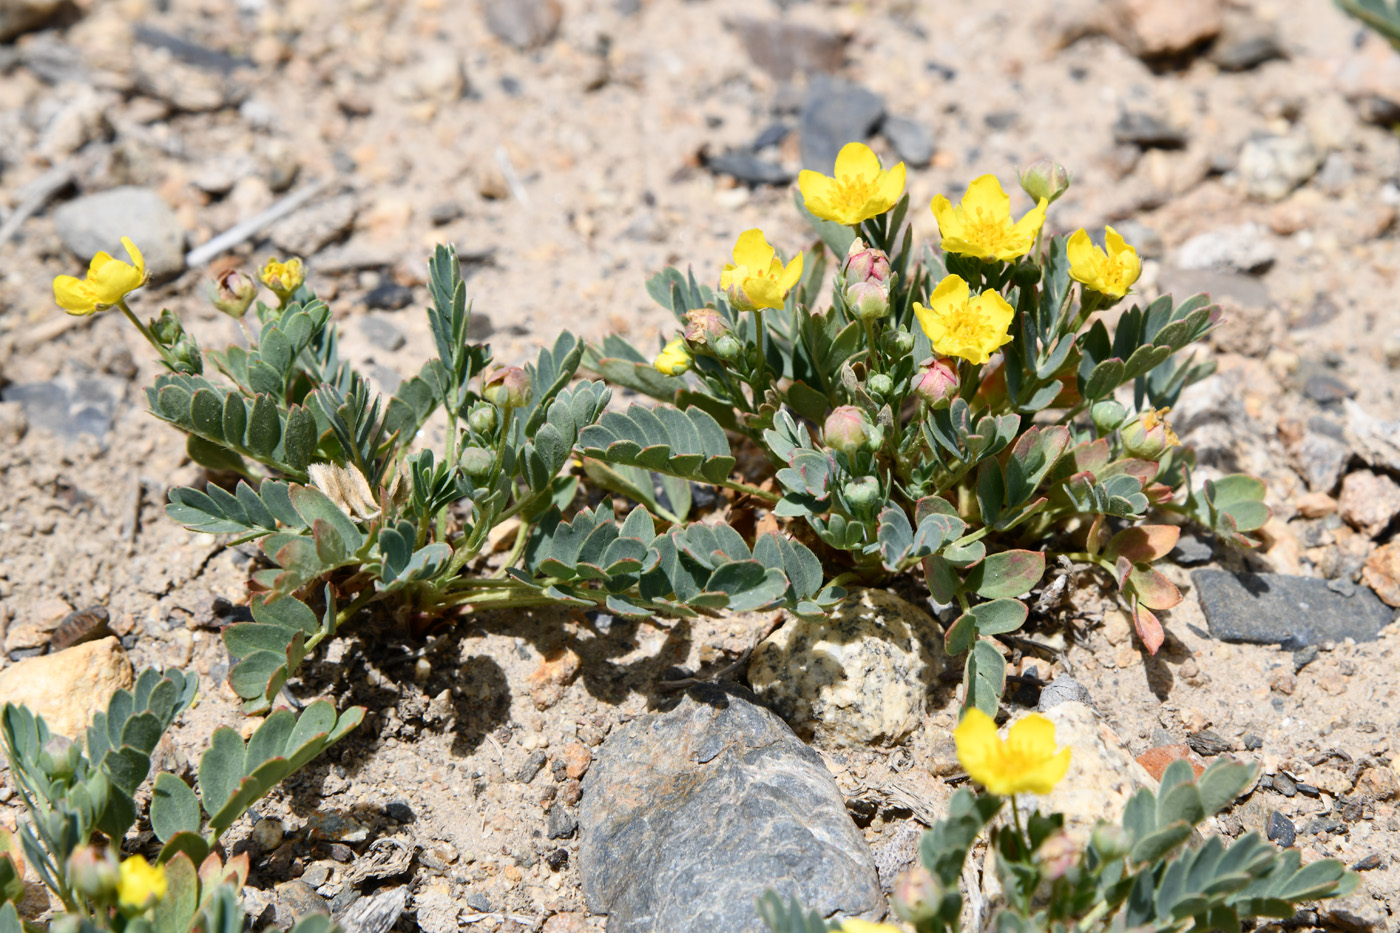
[798,142,907,227]
[53,237,147,316]
[653,337,692,376]
[913,275,1015,366]
[117,855,167,911]
[259,256,305,298]
[719,229,803,312]
[837,921,905,933]
[1067,226,1141,299]
[955,708,1071,796]
[930,175,1047,261]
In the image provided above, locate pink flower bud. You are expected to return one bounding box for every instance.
[844,279,890,321]
[912,357,958,408]
[824,405,872,457]
[482,366,532,408]
[842,237,891,286]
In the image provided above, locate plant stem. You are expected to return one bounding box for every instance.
[720,478,779,503]
[115,298,165,359]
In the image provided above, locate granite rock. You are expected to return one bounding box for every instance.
[1193,569,1394,647]
[53,187,186,281]
[749,588,947,746]
[579,683,882,932]
[1338,469,1400,537]
[1238,135,1321,202]
[1176,223,1275,274]
[1344,399,1400,474]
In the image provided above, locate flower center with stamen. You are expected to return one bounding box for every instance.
[963,206,1012,249]
[833,174,876,214]
[944,302,988,343]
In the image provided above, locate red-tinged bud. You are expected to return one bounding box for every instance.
[824,405,872,457]
[912,357,958,408]
[843,237,891,286]
[483,366,532,409]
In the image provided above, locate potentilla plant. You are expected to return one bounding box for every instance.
[54,142,1266,716]
[759,713,1357,933]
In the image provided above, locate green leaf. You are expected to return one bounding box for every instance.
[1131,821,1193,864]
[186,435,250,476]
[963,639,1005,717]
[246,394,282,459]
[944,611,977,655]
[151,852,200,932]
[965,550,1045,599]
[966,598,1028,636]
[156,832,210,869]
[151,773,202,843]
[1198,759,1257,816]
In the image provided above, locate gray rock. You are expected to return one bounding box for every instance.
[579,683,882,933]
[1186,730,1232,757]
[1344,399,1400,474]
[0,376,123,441]
[1303,373,1355,405]
[880,116,934,166]
[800,77,886,171]
[546,804,576,839]
[1168,532,1214,566]
[517,748,548,783]
[358,315,406,351]
[1193,569,1394,648]
[1037,674,1093,712]
[465,893,491,912]
[749,588,947,746]
[363,281,413,311]
[1113,111,1187,149]
[731,19,846,81]
[1209,24,1284,71]
[1293,431,1350,492]
[1315,152,1355,196]
[428,202,463,226]
[53,187,186,281]
[705,150,794,187]
[1110,219,1165,259]
[483,0,562,50]
[1176,223,1275,274]
[267,192,358,256]
[0,0,62,42]
[1238,135,1321,202]
[273,881,328,927]
[1267,811,1296,847]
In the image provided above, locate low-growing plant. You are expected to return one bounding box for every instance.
[0,667,359,931]
[54,145,1268,716]
[1335,0,1400,46]
[759,713,1357,933]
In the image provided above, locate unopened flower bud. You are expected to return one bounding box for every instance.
[842,475,881,511]
[890,329,915,356]
[39,736,79,780]
[843,238,891,286]
[68,846,119,900]
[468,404,497,435]
[1036,831,1079,881]
[845,279,890,321]
[460,446,492,479]
[683,308,730,347]
[1019,157,1071,205]
[1120,407,1179,460]
[205,269,258,319]
[891,864,941,923]
[867,373,894,397]
[148,309,184,345]
[1091,823,1130,861]
[912,357,958,409]
[258,256,305,300]
[824,405,873,457]
[1091,399,1127,435]
[653,337,692,376]
[483,366,532,408]
[169,335,202,375]
[713,334,741,361]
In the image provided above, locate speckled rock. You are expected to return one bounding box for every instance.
[0,638,133,740]
[749,588,947,746]
[579,683,882,933]
[1026,701,1158,845]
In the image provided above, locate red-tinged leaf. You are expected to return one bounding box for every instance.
[1134,603,1165,655]
[1115,555,1133,591]
[1102,458,1159,484]
[1128,565,1183,610]
[1144,482,1174,505]
[1109,525,1180,563]
[1086,513,1108,556]
[1069,438,1112,475]
[967,549,1046,600]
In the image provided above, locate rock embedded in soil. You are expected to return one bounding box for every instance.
[1267,811,1297,847]
[1362,542,1400,608]
[731,19,846,81]
[1339,469,1400,536]
[1176,223,1275,274]
[1292,430,1350,493]
[0,377,125,442]
[879,116,934,166]
[1168,531,1214,566]
[53,187,186,281]
[704,150,794,187]
[1112,111,1187,150]
[1193,569,1394,647]
[266,192,358,256]
[1345,399,1400,474]
[483,0,562,50]
[1136,745,1207,781]
[0,637,133,740]
[749,588,947,746]
[1238,135,1321,202]
[1037,674,1093,712]
[1104,0,1222,60]
[799,76,886,172]
[579,683,882,933]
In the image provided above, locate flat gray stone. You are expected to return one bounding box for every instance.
[881,115,934,166]
[1193,569,1394,648]
[52,187,186,281]
[731,19,846,81]
[483,0,561,50]
[0,376,123,441]
[579,683,882,933]
[800,76,885,171]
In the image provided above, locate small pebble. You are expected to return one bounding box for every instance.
[1352,853,1383,871]
[1267,811,1296,847]
[1274,773,1298,797]
[253,818,285,851]
[517,749,548,783]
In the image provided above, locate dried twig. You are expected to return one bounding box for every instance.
[185,178,329,268]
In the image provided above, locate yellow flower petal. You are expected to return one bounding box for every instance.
[1105,225,1128,256]
[834,141,881,179]
[778,253,804,292]
[743,276,784,310]
[732,229,776,271]
[961,174,1011,217]
[955,709,1070,796]
[879,162,907,205]
[53,275,99,315]
[120,236,145,277]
